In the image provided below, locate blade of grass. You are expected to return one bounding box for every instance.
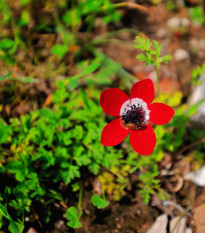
[0,72,13,82]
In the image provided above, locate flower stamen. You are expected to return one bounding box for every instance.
[120,98,150,130]
[121,104,146,130]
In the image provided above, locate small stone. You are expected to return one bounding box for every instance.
[189,73,205,127]
[197,51,205,59]
[156,28,167,39]
[54,220,66,230]
[199,39,205,50]
[167,17,181,28]
[170,216,187,233]
[184,166,205,186]
[27,228,38,233]
[174,49,190,61]
[146,214,168,233]
[167,17,190,29]
[186,228,193,233]
[181,18,190,28]
[190,38,200,54]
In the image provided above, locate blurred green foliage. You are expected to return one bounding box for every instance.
[165,0,177,11]
[189,6,204,25]
[0,0,122,66]
[191,63,205,85]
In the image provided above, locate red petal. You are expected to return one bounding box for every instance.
[149,103,175,125]
[129,123,156,155]
[130,79,154,105]
[101,118,128,146]
[100,88,129,116]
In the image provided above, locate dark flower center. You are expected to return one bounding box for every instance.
[121,104,146,130]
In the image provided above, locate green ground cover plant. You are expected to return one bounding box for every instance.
[0,64,124,231]
[0,35,201,231]
[1,0,205,230]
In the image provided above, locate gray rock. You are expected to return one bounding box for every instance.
[170,216,187,233]
[184,166,205,186]
[146,214,168,233]
[174,49,190,61]
[167,17,190,29]
[189,73,205,127]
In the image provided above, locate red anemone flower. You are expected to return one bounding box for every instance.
[100,79,175,155]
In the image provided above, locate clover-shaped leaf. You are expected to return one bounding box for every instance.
[65,207,82,229]
[92,194,109,209]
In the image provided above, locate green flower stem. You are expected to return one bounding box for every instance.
[155,67,160,96]
[21,210,25,225]
[78,186,83,210]
[91,28,139,45]
[101,181,106,200]
[86,13,97,41]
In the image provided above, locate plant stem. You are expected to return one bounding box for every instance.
[86,13,96,41]
[155,67,160,96]
[101,2,149,13]
[78,186,83,210]
[22,210,25,225]
[170,207,191,233]
[176,138,205,157]
[101,181,106,200]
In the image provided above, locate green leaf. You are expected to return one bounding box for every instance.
[65,207,82,228]
[6,161,24,173]
[72,183,80,192]
[52,81,69,103]
[68,78,78,90]
[62,9,80,27]
[80,88,90,110]
[65,207,79,221]
[135,36,172,69]
[6,161,27,182]
[62,165,80,184]
[136,54,147,62]
[0,204,11,220]
[186,98,205,116]
[51,44,68,58]
[8,220,22,233]
[75,155,91,166]
[73,63,101,79]
[20,10,30,26]
[160,54,172,63]
[92,194,109,209]
[0,119,12,144]
[67,220,82,228]
[88,163,100,175]
[0,204,23,233]
[19,0,30,5]
[0,72,13,82]
[189,6,204,24]
[0,0,11,21]
[0,38,15,50]
[15,76,37,83]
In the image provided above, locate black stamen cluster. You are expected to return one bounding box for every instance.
[121,104,146,128]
